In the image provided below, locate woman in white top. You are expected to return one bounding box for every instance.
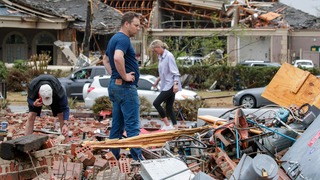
[149,39,182,130]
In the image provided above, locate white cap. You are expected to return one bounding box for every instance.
[39,84,53,106]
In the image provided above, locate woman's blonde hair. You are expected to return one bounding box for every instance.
[149,39,169,49]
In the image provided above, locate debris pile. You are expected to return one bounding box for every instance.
[0,63,320,179]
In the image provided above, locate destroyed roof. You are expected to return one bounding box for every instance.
[280,0,320,18]
[3,0,319,32]
[6,0,122,34]
[157,0,320,30]
[259,2,320,30]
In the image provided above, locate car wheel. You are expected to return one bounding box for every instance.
[240,95,256,108]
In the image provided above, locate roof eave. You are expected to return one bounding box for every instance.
[0,15,70,29]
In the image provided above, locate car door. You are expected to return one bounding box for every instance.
[137,78,159,103]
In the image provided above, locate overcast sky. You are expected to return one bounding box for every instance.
[280,0,320,17]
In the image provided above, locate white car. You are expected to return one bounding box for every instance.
[292,59,314,68]
[177,56,203,67]
[83,74,200,108]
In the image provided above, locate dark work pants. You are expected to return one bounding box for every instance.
[153,86,177,125]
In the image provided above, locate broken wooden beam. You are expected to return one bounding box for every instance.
[0,134,48,160]
[83,125,212,149]
[198,115,263,134]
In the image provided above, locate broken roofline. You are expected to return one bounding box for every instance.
[2,0,75,21]
[70,24,119,35]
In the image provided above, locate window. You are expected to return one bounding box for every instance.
[252,63,267,67]
[74,69,91,79]
[138,79,153,90]
[4,33,27,63]
[99,78,110,88]
[93,68,107,76]
[6,34,25,44]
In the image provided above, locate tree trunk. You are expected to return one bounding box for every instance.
[83,0,92,57]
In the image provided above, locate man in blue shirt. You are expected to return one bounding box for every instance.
[25,74,69,136]
[103,11,144,161]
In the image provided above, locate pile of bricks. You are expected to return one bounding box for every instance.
[0,138,136,179]
[0,111,111,142]
[0,111,136,179]
[0,145,66,179]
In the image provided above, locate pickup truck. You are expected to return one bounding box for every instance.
[58,66,107,100]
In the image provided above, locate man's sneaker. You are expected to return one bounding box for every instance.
[161,124,175,130]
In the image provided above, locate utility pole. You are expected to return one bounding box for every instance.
[83,0,93,57]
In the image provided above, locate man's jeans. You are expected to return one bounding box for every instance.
[108,78,143,160]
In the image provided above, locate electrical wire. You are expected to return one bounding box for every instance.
[248,104,303,122]
[247,119,296,142]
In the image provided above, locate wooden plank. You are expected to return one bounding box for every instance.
[262,63,320,108]
[198,115,228,125]
[291,71,310,93]
[83,126,212,149]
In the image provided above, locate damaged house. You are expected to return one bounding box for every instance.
[146,0,320,65]
[0,0,123,66]
[0,0,320,66]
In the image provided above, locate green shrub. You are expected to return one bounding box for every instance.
[0,61,8,80]
[68,97,78,109]
[91,96,112,114]
[0,99,9,110]
[13,60,28,72]
[174,99,208,121]
[140,65,281,90]
[5,68,30,92]
[140,96,152,116]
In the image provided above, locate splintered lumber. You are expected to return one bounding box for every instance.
[83,125,212,149]
[259,12,281,21]
[198,115,262,134]
[0,134,48,160]
[262,63,320,109]
[198,115,229,125]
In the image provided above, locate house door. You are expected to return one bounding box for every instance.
[34,32,55,65]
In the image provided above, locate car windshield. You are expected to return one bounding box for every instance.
[298,62,312,65]
[146,76,158,83]
[143,76,161,89]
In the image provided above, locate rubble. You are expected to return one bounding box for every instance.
[1,64,320,179]
[7,0,320,32]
